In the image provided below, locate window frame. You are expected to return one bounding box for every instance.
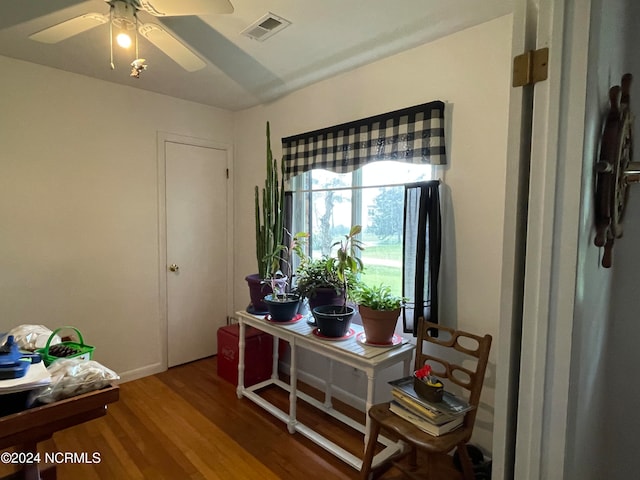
[287,162,435,289]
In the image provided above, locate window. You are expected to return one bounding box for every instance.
[289,161,432,297]
[282,100,446,333]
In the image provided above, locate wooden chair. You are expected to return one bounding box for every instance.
[360,318,492,480]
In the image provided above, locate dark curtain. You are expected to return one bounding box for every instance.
[282,101,446,180]
[281,191,294,279]
[402,181,441,336]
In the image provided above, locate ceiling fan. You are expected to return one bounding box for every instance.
[28,0,234,75]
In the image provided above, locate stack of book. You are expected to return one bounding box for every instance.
[388,376,473,436]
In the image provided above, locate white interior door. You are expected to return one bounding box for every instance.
[165,141,228,367]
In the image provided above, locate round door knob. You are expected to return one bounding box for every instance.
[169,264,179,272]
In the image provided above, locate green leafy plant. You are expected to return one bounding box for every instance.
[266,231,308,300]
[294,256,346,298]
[330,225,365,306]
[353,283,405,311]
[294,226,364,307]
[254,121,285,279]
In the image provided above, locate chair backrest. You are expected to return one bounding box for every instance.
[414,318,492,430]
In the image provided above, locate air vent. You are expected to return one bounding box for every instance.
[241,12,291,42]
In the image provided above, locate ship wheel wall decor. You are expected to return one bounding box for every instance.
[594,73,640,268]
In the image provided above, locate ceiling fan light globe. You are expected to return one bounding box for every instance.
[116,32,132,48]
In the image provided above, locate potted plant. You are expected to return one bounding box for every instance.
[262,275,300,322]
[246,121,285,313]
[310,225,364,337]
[262,232,308,322]
[353,283,405,344]
[294,256,346,310]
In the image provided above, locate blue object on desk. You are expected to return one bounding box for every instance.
[0,335,41,380]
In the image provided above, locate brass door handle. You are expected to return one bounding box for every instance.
[169,264,179,272]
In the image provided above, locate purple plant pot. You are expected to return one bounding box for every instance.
[245,274,271,314]
[307,287,343,311]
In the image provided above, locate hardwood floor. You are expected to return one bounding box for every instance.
[1,357,463,479]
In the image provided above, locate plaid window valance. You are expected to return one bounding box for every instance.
[281,100,446,180]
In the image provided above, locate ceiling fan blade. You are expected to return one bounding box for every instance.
[138,23,206,72]
[29,14,108,44]
[0,0,86,30]
[139,0,233,16]
[158,16,285,101]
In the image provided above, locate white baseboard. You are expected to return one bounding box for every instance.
[279,361,367,412]
[118,362,165,383]
[115,360,366,414]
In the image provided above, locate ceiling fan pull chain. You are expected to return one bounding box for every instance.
[135,14,139,60]
[109,6,115,69]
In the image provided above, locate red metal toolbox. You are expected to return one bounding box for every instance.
[216,324,273,387]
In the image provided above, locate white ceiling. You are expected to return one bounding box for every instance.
[0,0,512,111]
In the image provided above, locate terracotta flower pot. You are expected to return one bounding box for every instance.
[358,305,401,344]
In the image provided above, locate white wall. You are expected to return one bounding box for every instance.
[564,0,638,478]
[0,56,233,380]
[0,14,512,458]
[233,15,512,454]
[592,0,640,477]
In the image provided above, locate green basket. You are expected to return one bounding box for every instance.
[37,326,95,366]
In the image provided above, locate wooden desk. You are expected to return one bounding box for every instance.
[235,310,414,471]
[0,386,119,480]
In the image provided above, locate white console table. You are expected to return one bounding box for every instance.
[235,310,415,471]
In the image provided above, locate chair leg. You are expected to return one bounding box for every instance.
[456,444,476,480]
[360,417,382,480]
[407,444,417,468]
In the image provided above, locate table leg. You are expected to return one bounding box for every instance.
[15,442,43,480]
[323,359,333,409]
[40,465,57,480]
[364,371,376,446]
[236,321,246,399]
[271,335,279,380]
[403,354,413,376]
[287,340,297,434]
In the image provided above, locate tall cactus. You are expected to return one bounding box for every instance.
[254,121,285,279]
